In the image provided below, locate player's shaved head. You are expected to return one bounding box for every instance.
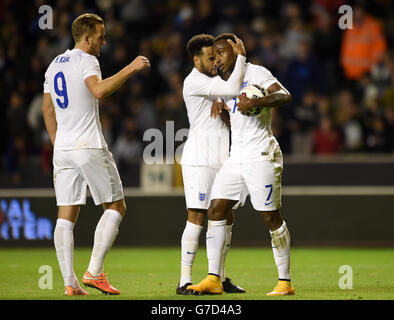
[72,13,104,43]
[186,34,214,58]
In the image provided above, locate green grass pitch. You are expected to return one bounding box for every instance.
[0,247,393,300]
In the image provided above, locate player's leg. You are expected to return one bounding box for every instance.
[207,199,237,277]
[82,198,125,295]
[187,161,246,294]
[53,150,89,295]
[178,165,213,294]
[244,156,294,295]
[177,208,205,294]
[55,205,88,295]
[86,198,126,276]
[221,209,233,281]
[259,209,293,295]
[76,149,125,295]
[187,198,236,295]
[220,209,246,293]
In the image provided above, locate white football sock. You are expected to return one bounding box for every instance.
[87,209,122,277]
[54,218,78,288]
[270,221,291,280]
[206,220,226,277]
[180,221,203,286]
[220,224,233,282]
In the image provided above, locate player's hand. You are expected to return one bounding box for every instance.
[211,99,230,119]
[130,56,151,72]
[236,95,253,115]
[227,36,246,57]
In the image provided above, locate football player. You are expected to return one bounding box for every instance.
[177,34,246,294]
[42,13,150,295]
[188,33,294,296]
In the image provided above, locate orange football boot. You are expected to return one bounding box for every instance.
[82,271,120,295]
[64,285,89,296]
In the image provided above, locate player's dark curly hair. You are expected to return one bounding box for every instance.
[214,33,236,44]
[186,34,214,58]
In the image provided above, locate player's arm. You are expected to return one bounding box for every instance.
[210,99,231,128]
[210,98,230,118]
[236,82,292,114]
[198,36,246,97]
[209,55,246,97]
[220,109,231,129]
[85,56,150,100]
[42,93,57,146]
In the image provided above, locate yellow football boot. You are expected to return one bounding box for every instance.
[186,274,223,295]
[266,280,295,296]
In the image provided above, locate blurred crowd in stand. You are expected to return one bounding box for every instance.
[0,0,393,185]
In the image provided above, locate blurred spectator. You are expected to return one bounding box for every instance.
[370,51,394,94]
[100,112,114,149]
[6,136,28,185]
[5,91,31,184]
[335,89,364,152]
[27,93,44,149]
[157,32,184,81]
[283,39,325,107]
[257,31,282,75]
[279,18,310,61]
[364,116,391,152]
[113,117,143,167]
[312,116,343,154]
[383,107,394,152]
[7,91,29,140]
[311,5,341,94]
[41,131,53,176]
[271,107,292,154]
[340,2,387,81]
[290,91,320,154]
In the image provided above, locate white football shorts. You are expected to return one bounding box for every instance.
[211,152,283,211]
[53,149,124,206]
[182,165,218,210]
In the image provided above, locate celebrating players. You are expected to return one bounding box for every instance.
[187,33,294,296]
[42,13,150,295]
[177,34,246,294]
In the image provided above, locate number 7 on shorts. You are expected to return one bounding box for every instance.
[264,184,273,206]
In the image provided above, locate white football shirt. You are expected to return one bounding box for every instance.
[224,63,289,163]
[43,48,108,151]
[181,55,246,169]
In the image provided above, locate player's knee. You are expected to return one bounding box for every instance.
[260,210,282,231]
[105,199,126,216]
[207,201,225,221]
[188,209,206,226]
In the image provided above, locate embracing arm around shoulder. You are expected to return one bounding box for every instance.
[42,93,57,146]
[236,82,292,114]
[85,56,150,100]
[208,55,246,97]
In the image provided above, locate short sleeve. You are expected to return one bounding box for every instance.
[43,72,51,93]
[43,74,50,93]
[81,54,102,80]
[254,66,278,90]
